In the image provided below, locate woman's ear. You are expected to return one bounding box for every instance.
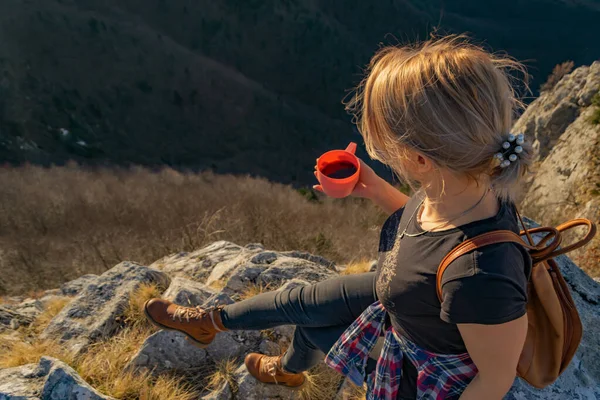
[406,150,435,176]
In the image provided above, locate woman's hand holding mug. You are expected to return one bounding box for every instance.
[313,142,385,200]
[313,142,410,214]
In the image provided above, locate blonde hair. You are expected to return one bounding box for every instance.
[347,34,534,204]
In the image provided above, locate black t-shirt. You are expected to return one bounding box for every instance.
[375,190,532,399]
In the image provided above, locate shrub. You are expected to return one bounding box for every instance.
[540,61,574,93]
[0,165,387,295]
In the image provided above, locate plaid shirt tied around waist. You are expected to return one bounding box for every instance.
[324,301,478,400]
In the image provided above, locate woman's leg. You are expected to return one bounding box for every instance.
[281,324,384,374]
[220,272,377,330]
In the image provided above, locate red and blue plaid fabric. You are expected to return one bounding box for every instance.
[324,301,478,400]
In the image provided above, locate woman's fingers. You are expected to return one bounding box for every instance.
[313,185,324,192]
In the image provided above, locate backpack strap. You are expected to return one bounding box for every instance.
[514,206,596,259]
[435,228,560,302]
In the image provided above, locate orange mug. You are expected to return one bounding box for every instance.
[316,142,361,198]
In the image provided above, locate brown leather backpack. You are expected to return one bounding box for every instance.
[435,209,596,388]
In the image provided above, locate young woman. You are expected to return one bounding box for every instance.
[144,35,534,399]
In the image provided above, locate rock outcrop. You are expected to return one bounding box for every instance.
[0,356,114,400]
[40,262,170,355]
[514,62,600,272]
[1,233,599,399]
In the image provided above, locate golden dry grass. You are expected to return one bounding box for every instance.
[337,381,367,400]
[208,279,228,291]
[206,358,239,393]
[0,165,388,296]
[301,362,345,400]
[240,282,276,300]
[341,260,373,275]
[139,375,197,400]
[123,283,163,327]
[76,325,196,400]
[0,295,73,367]
[26,296,72,335]
[0,336,75,368]
[0,287,197,400]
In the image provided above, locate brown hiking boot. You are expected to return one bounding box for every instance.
[143,298,227,348]
[244,353,307,389]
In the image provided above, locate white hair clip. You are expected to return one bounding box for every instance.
[496,133,524,168]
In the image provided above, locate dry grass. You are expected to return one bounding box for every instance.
[26,296,72,335]
[1,289,196,400]
[139,375,197,400]
[76,325,196,400]
[122,283,163,327]
[0,164,388,296]
[341,260,373,275]
[208,279,228,291]
[206,358,239,393]
[0,327,197,400]
[301,362,345,400]
[0,295,73,367]
[240,282,276,300]
[0,336,74,368]
[337,381,367,400]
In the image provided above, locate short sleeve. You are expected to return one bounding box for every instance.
[440,242,530,325]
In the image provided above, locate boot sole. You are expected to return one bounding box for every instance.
[143,299,211,349]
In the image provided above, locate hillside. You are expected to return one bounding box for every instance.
[2,0,600,183]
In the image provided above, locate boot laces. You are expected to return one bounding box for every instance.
[172,305,206,322]
[261,356,282,385]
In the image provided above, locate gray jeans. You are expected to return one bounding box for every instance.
[220,272,380,373]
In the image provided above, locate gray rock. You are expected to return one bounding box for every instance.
[225,265,268,292]
[0,297,47,332]
[230,364,300,400]
[206,256,253,288]
[513,61,600,161]
[39,356,115,399]
[206,330,262,362]
[40,262,170,354]
[14,299,44,317]
[276,279,310,293]
[162,276,217,306]
[273,325,295,341]
[0,357,114,400]
[126,330,207,376]
[250,252,278,265]
[201,382,233,400]
[0,305,36,332]
[257,257,336,286]
[513,61,600,288]
[258,340,281,356]
[279,251,336,270]
[0,363,41,400]
[60,274,98,296]
[151,241,246,282]
[203,292,236,308]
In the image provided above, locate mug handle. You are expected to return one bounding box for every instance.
[345,142,357,154]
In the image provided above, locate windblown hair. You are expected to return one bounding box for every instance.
[347,34,534,204]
